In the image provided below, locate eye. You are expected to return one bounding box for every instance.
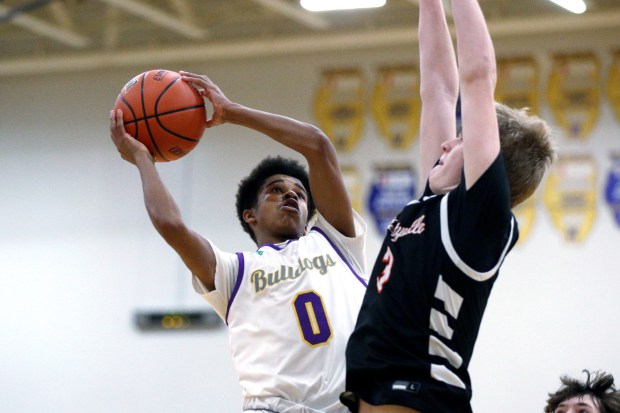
[296,191,307,200]
[271,186,282,193]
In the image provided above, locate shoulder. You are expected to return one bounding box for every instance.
[310,211,367,240]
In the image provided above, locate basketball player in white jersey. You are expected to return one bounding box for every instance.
[109,72,367,413]
[342,1,556,412]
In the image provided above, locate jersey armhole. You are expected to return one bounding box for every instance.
[440,194,515,282]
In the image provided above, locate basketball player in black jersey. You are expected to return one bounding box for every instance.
[341,0,556,412]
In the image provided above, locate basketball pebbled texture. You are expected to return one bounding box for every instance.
[114,69,206,162]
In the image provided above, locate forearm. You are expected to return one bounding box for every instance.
[451,0,496,85]
[419,0,458,99]
[223,103,327,158]
[134,154,184,232]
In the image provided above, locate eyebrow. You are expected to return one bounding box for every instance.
[265,179,307,193]
[557,402,593,407]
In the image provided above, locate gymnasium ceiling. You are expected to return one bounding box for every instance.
[1,0,620,77]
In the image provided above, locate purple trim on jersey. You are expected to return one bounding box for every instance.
[310,227,367,287]
[258,239,294,251]
[225,252,245,325]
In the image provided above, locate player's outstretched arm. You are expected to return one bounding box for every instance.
[180,71,355,238]
[109,109,217,290]
[451,0,500,189]
[419,0,459,182]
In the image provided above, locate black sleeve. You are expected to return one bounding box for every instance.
[446,154,518,271]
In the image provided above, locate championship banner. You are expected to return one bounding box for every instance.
[543,154,597,242]
[496,57,540,114]
[367,164,417,234]
[371,65,421,149]
[512,193,536,244]
[341,165,363,214]
[604,152,620,228]
[547,53,600,139]
[314,68,365,152]
[607,51,620,121]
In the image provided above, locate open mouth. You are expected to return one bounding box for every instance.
[281,198,299,213]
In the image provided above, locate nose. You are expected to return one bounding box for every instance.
[283,188,298,199]
[442,137,460,152]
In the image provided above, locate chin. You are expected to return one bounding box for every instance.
[430,181,457,195]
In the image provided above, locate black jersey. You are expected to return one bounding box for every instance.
[345,155,518,413]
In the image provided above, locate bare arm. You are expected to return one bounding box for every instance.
[451,0,500,189]
[180,71,355,237]
[109,110,217,290]
[419,0,460,182]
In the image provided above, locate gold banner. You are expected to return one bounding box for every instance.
[371,65,421,149]
[512,193,537,244]
[314,69,365,152]
[341,165,363,214]
[607,50,620,121]
[496,57,540,114]
[547,53,600,139]
[544,154,597,242]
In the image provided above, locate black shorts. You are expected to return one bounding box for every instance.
[340,379,424,413]
[342,375,473,413]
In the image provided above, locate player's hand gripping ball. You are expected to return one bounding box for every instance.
[113,69,206,162]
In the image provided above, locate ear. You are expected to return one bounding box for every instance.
[243,209,257,225]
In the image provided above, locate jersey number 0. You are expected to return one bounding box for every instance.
[293,291,333,347]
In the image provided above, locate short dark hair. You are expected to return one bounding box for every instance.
[544,370,620,413]
[235,156,316,243]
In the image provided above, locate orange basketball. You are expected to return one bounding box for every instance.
[113,69,206,162]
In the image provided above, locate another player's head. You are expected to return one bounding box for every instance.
[429,103,555,205]
[544,370,620,413]
[495,102,556,207]
[236,156,316,245]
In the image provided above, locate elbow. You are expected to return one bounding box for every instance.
[459,58,497,87]
[306,126,335,158]
[148,210,186,239]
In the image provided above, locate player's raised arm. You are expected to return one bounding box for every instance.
[180,71,355,238]
[451,0,501,189]
[109,109,217,290]
[418,0,459,183]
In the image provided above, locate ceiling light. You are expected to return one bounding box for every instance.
[300,0,386,12]
[546,0,587,14]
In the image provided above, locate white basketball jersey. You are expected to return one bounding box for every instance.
[193,212,367,413]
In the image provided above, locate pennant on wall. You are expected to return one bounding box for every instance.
[341,165,363,214]
[496,57,540,114]
[314,68,365,152]
[604,152,620,228]
[371,65,421,149]
[512,193,537,244]
[544,154,597,242]
[367,164,417,235]
[547,53,600,139]
[607,50,620,121]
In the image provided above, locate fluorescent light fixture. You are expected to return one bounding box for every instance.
[546,0,587,14]
[300,0,386,12]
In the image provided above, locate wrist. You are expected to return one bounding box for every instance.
[135,150,155,166]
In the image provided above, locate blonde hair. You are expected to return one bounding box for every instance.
[495,102,557,207]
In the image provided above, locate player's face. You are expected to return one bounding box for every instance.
[429,136,464,195]
[252,174,309,242]
[553,395,600,413]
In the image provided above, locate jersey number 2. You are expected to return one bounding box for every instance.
[293,291,332,347]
